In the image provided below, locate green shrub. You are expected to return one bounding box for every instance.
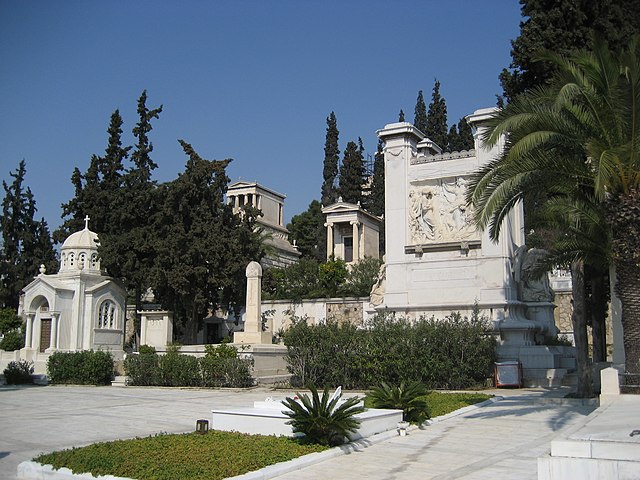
[124,346,253,388]
[138,344,157,355]
[284,309,496,390]
[3,359,33,384]
[123,352,160,386]
[367,382,430,424]
[0,329,24,351]
[282,385,364,446]
[47,351,114,385]
[158,351,200,387]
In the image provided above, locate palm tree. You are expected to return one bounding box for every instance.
[467,36,640,388]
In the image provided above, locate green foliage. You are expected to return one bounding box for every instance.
[422,391,491,418]
[338,140,365,205]
[425,79,448,151]
[413,90,427,134]
[500,0,640,101]
[138,344,157,355]
[34,430,328,480]
[1,161,58,309]
[321,112,340,206]
[47,351,114,385]
[263,257,380,301]
[0,327,24,351]
[0,308,22,333]
[124,348,253,388]
[286,200,325,261]
[318,258,348,297]
[282,385,364,446]
[340,257,382,297]
[284,311,496,390]
[3,359,33,384]
[367,382,430,424]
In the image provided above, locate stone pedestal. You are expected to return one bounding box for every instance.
[234,261,272,345]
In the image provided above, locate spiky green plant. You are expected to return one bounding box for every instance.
[282,385,364,446]
[367,381,430,424]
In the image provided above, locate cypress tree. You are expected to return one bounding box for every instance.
[0,161,57,308]
[425,79,448,150]
[321,112,340,206]
[413,91,427,134]
[339,140,365,205]
[456,117,474,150]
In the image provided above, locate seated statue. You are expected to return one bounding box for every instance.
[512,246,555,302]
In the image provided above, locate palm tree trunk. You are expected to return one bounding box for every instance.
[571,260,593,397]
[588,267,608,363]
[614,259,640,375]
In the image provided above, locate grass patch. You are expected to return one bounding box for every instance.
[364,391,491,418]
[34,431,328,480]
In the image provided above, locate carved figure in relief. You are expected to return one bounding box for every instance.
[512,246,554,302]
[408,177,476,243]
[369,260,386,306]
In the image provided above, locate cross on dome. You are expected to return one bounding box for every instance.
[84,215,90,230]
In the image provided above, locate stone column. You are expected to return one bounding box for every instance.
[48,313,59,351]
[351,221,360,262]
[234,261,272,344]
[325,222,334,259]
[24,313,34,349]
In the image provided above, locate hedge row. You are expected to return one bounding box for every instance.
[47,350,114,385]
[283,311,497,390]
[123,348,253,388]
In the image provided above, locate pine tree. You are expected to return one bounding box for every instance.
[413,91,427,134]
[321,112,340,206]
[425,79,448,150]
[339,140,365,205]
[0,161,57,308]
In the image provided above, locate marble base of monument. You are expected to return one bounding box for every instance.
[233,331,273,345]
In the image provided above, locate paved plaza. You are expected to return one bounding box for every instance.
[0,385,596,480]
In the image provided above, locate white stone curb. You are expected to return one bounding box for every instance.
[18,396,502,480]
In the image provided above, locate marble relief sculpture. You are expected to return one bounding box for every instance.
[408,176,477,244]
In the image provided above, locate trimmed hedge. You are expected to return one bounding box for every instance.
[284,311,496,390]
[47,351,115,385]
[124,346,253,388]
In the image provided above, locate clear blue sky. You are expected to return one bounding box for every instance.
[0,1,522,233]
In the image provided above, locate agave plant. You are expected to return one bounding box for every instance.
[367,381,430,424]
[282,385,364,446]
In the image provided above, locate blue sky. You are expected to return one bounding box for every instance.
[0,1,522,233]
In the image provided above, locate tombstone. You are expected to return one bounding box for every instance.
[234,261,272,344]
[376,109,573,386]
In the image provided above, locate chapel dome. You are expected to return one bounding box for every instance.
[59,217,101,274]
[61,227,100,250]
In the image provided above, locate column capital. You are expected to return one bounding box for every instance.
[324,222,334,228]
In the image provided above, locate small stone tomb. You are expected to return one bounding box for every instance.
[211,388,403,440]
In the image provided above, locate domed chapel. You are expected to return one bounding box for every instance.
[18,217,126,367]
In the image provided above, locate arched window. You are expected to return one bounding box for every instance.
[98,300,117,329]
[78,252,86,270]
[90,253,98,269]
[61,253,67,268]
[68,253,75,268]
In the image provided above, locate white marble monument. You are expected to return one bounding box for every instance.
[376,108,574,386]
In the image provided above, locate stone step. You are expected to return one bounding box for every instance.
[111,375,127,387]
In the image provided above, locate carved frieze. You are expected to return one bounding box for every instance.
[407,176,480,244]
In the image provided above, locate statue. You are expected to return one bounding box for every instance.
[369,260,386,307]
[513,246,554,302]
